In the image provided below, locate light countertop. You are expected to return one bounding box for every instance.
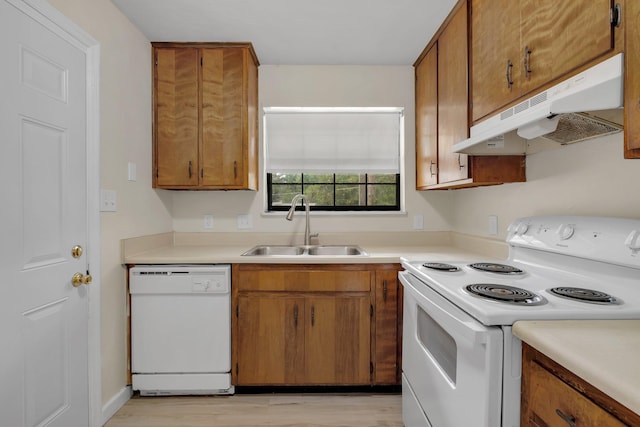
[121,231,509,265]
[513,320,640,416]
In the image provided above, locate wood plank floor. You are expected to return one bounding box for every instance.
[104,393,403,427]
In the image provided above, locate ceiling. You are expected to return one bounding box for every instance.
[110,0,458,65]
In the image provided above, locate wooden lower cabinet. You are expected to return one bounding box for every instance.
[521,344,639,426]
[232,264,402,386]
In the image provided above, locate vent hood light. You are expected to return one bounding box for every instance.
[453,53,624,155]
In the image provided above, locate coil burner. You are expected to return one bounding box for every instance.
[469,263,524,275]
[465,284,545,305]
[422,262,460,272]
[549,287,619,305]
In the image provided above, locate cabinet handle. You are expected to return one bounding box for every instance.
[383,279,388,302]
[505,59,514,89]
[524,46,532,79]
[233,160,237,179]
[293,304,298,328]
[555,409,577,427]
[311,305,315,327]
[429,160,437,177]
[188,160,193,179]
[458,154,466,170]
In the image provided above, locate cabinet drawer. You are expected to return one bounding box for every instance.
[525,361,626,427]
[236,269,372,292]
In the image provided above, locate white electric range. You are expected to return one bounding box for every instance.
[399,216,640,427]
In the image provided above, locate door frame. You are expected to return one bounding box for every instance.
[8,0,102,425]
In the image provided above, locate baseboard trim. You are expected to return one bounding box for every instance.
[102,385,132,425]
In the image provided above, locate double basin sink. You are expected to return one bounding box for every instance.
[242,245,367,257]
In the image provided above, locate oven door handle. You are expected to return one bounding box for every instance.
[400,271,491,345]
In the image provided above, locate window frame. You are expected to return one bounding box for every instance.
[267,172,401,212]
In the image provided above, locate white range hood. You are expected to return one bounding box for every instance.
[453,53,624,155]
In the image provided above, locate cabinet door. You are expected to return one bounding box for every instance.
[236,295,305,385]
[201,48,245,187]
[626,0,640,157]
[415,44,438,189]
[520,0,614,96]
[305,296,371,385]
[154,48,199,187]
[437,3,469,184]
[470,0,521,122]
[374,270,399,384]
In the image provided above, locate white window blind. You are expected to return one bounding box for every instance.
[264,107,402,174]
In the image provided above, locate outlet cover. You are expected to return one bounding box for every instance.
[488,215,498,235]
[100,189,117,212]
[237,214,253,229]
[413,215,424,230]
[203,215,214,229]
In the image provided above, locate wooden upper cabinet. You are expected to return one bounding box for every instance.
[415,43,438,189]
[437,3,469,184]
[153,43,259,190]
[625,0,640,158]
[154,48,200,187]
[414,0,526,190]
[471,0,521,123]
[471,0,617,123]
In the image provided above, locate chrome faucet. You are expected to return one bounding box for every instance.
[286,194,317,246]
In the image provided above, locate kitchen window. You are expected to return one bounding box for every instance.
[264,107,403,212]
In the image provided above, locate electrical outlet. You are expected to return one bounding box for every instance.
[100,189,117,212]
[488,215,498,235]
[413,214,424,230]
[203,215,214,229]
[237,214,252,229]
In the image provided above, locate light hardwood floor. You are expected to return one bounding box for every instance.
[104,393,403,427]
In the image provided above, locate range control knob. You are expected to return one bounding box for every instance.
[557,224,575,240]
[625,230,640,252]
[514,222,529,235]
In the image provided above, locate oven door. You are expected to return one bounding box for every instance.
[400,271,504,427]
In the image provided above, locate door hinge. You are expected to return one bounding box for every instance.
[611,3,622,28]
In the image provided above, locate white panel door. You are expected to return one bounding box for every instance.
[0,1,91,426]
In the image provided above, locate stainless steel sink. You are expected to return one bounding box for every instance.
[306,245,367,256]
[241,245,367,257]
[241,245,305,256]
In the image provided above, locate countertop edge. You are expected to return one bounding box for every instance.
[513,319,640,417]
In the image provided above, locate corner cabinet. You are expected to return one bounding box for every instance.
[232,264,402,386]
[152,43,259,190]
[521,344,640,426]
[415,0,526,190]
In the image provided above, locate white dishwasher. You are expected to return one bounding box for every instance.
[129,264,233,395]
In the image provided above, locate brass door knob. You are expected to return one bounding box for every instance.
[71,245,83,258]
[72,272,93,287]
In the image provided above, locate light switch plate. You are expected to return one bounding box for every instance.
[413,214,424,230]
[128,162,137,181]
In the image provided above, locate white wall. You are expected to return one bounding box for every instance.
[451,133,639,239]
[171,65,454,235]
[47,0,173,407]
